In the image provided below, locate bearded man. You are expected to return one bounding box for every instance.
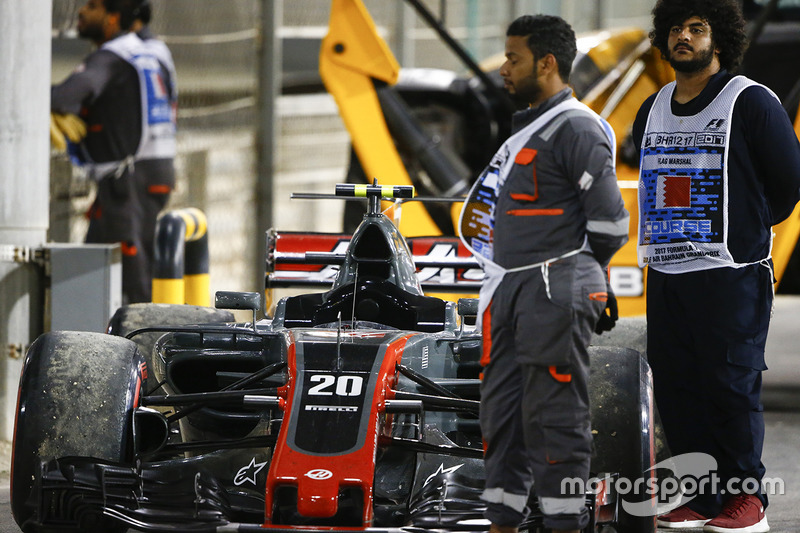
[460,14,629,533]
[633,1,800,531]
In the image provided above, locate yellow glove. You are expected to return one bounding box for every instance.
[50,112,87,151]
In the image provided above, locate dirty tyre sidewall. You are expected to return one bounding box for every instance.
[588,345,656,533]
[11,331,142,532]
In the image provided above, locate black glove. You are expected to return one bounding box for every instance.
[594,284,618,334]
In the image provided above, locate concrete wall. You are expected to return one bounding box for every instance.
[0,1,51,441]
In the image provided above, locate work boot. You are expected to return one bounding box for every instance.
[703,494,769,533]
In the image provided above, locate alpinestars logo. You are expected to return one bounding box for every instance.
[424,463,464,486]
[234,457,268,486]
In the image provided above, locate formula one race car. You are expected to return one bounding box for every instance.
[11,183,656,533]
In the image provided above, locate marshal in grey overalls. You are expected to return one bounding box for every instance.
[477,89,629,531]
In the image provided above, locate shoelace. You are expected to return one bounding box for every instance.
[721,495,754,519]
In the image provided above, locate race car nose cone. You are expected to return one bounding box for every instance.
[297,477,339,518]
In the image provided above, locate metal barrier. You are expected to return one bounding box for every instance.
[152,208,210,306]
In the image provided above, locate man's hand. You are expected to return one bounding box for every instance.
[594,285,618,334]
[50,112,87,151]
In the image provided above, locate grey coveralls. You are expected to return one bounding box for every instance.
[479,89,629,530]
[51,31,177,304]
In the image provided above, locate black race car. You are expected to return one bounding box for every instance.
[11,184,656,533]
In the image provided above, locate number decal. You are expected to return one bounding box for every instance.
[335,375,363,396]
[308,374,364,397]
[309,374,336,395]
[609,266,644,297]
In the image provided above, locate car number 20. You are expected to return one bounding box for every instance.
[308,374,364,396]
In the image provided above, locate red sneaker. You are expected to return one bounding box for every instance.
[657,504,712,529]
[703,494,769,533]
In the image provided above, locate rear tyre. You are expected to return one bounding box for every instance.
[589,345,657,533]
[11,331,142,533]
[107,303,233,392]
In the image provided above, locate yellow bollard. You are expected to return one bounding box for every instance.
[152,208,210,306]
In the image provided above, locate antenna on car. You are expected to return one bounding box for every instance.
[336,311,342,371]
[291,181,465,229]
[291,179,415,224]
[334,178,414,216]
[291,178,415,218]
[351,263,359,324]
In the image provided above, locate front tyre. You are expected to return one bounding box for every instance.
[11,331,142,533]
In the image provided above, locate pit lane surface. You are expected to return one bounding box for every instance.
[2,296,800,532]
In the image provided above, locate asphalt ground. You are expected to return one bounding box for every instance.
[2,296,800,532]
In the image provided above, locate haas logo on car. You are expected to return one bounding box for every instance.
[305,469,333,480]
[414,242,482,284]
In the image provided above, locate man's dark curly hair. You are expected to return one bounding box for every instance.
[507,15,577,83]
[650,0,748,72]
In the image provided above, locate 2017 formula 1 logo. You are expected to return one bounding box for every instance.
[305,469,333,480]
